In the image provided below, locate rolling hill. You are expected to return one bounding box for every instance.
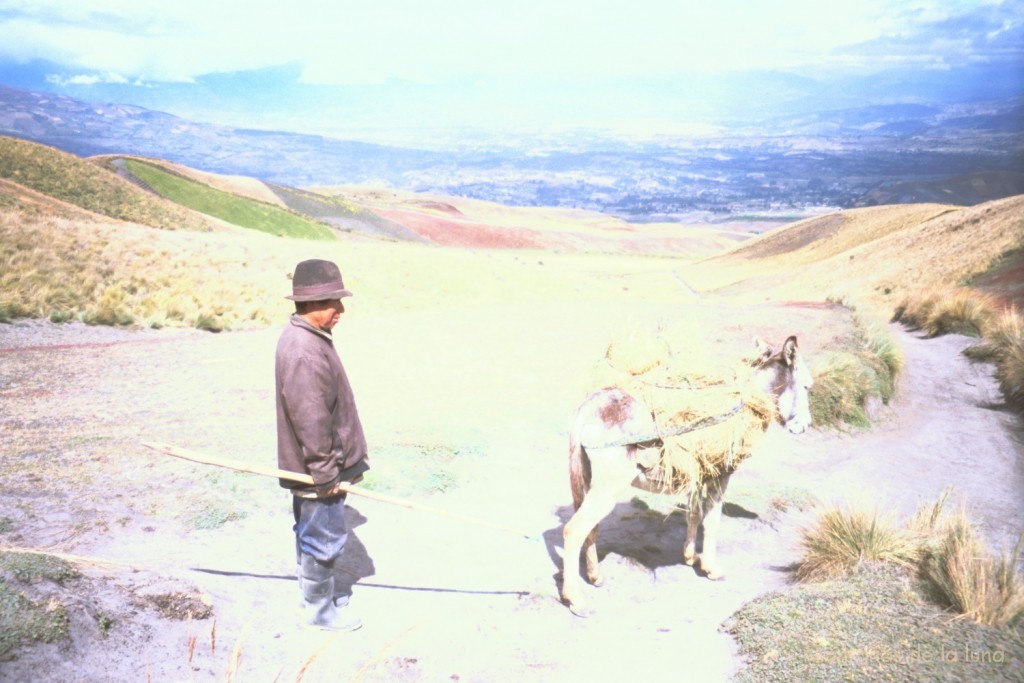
[1,135,1021,331]
[115,157,335,241]
[2,137,751,255]
[0,136,223,233]
[0,139,741,328]
[684,197,1024,311]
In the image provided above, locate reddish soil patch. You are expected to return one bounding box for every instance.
[970,250,1024,309]
[371,208,553,249]
[773,301,848,310]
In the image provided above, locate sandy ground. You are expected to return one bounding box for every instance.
[1,294,1022,682]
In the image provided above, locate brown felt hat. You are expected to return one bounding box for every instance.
[286,259,353,302]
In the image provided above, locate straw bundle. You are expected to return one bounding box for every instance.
[588,321,775,497]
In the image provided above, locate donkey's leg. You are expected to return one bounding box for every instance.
[562,489,618,615]
[561,447,635,616]
[683,500,701,567]
[582,525,603,586]
[696,472,731,580]
[581,487,624,588]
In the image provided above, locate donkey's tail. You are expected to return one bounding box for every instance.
[568,410,591,511]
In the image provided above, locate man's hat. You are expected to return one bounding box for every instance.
[287,259,353,301]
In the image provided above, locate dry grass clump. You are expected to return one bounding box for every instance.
[808,314,902,428]
[588,319,775,496]
[795,505,921,582]
[964,306,1024,413]
[797,492,1024,628]
[890,293,941,330]
[924,291,996,337]
[893,289,995,338]
[922,515,1024,628]
[965,306,1024,361]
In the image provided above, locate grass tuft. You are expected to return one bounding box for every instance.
[923,291,995,337]
[808,313,902,428]
[796,493,1024,628]
[921,516,1024,628]
[894,289,995,338]
[795,505,921,582]
[891,292,940,329]
[964,306,1024,414]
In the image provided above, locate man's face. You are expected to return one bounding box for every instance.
[307,299,345,331]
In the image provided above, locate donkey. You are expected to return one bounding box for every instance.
[560,335,812,616]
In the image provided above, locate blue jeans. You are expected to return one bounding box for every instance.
[293,494,349,565]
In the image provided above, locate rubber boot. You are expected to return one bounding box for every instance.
[332,565,352,609]
[299,553,362,632]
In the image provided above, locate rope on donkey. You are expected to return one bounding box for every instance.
[581,401,746,449]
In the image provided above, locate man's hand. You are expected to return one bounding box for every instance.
[319,474,362,497]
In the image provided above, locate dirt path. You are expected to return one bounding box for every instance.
[752,325,1024,553]
[1,311,1021,682]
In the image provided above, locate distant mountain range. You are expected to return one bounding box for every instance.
[1,84,1021,219]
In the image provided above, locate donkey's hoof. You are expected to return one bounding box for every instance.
[698,558,726,581]
[683,553,697,567]
[587,572,604,588]
[566,599,594,618]
[787,419,809,434]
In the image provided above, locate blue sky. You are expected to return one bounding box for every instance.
[1,0,1021,144]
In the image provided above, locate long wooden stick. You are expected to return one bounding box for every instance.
[144,441,316,484]
[142,441,537,540]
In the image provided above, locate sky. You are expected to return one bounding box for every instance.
[0,0,1022,144]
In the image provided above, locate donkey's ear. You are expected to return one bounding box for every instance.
[753,337,772,357]
[782,336,799,366]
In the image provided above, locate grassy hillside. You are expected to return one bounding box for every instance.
[2,136,1020,333]
[0,178,104,221]
[0,136,219,232]
[121,158,336,240]
[0,204,695,330]
[685,196,1024,312]
[144,159,288,207]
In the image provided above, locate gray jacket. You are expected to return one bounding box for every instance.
[275,315,368,494]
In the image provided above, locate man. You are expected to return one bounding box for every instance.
[276,259,369,632]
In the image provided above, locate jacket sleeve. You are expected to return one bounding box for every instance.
[279,354,337,485]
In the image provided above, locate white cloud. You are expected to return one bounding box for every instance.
[0,0,1020,86]
[45,71,128,86]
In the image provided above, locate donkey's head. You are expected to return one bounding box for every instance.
[752,335,813,433]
